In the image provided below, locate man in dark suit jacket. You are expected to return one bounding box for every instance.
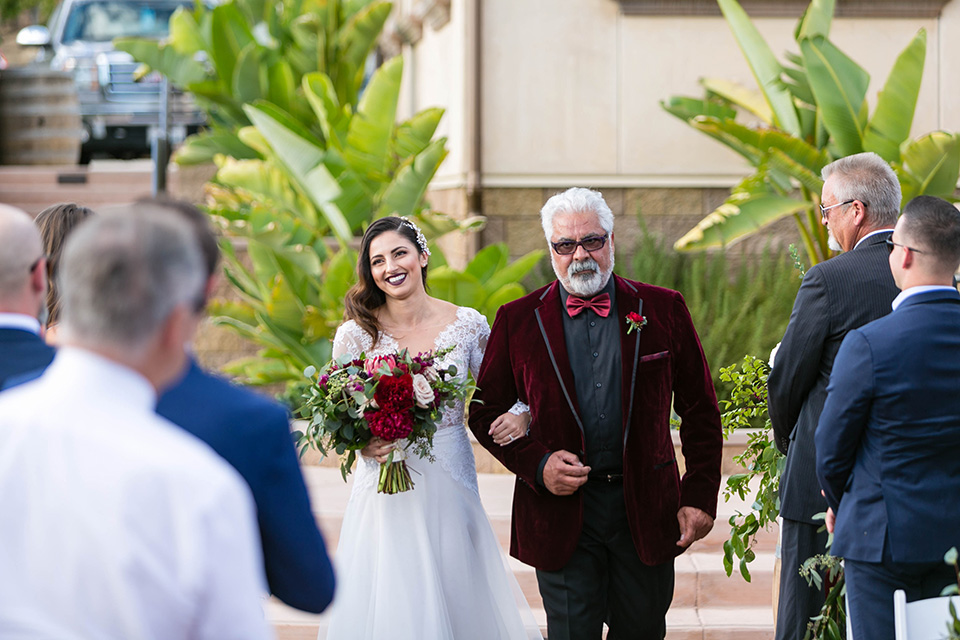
[0,204,55,390]
[816,195,960,640]
[768,152,901,640]
[469,188,722,640]
[147,199,335,613]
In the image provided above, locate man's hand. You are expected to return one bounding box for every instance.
[543,450,590,496]
[677,506,714,548]
[826,506,836,534]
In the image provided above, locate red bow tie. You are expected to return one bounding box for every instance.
[566,293,611,318]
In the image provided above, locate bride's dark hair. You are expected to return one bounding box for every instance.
[344,216,429,344]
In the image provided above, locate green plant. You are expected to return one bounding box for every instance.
[718,356,784,581]
[622,227,800,402]
[118,0,544,400]
[942,547,960,639]
[662,0,960,265]
[116,0,393,166]
[800,550,846,640]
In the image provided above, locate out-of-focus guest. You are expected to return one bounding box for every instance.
[147,197,336,613]
[0,203,54,390]
[0,209,272,639]
[34,202,95,344]
[817,195,960,640]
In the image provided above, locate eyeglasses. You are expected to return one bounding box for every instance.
[819,199,855,222]
[28,255,45,274]
[885,237,924,255]
[551,234,608,256]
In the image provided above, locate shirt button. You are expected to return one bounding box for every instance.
[596,382,602,388]
[600,413,605,419]
[593,352,599,357]
[590,321,596,327]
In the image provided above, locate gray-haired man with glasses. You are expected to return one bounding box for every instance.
[470,187,723,639]
[768,151,901,640]
[0,204,54,390]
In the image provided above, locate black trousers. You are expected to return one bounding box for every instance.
[535,482,675,640]
[776,518,830,640]
[845,555,956,640]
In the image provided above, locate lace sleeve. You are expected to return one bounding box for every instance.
[333,321,371,360]
[467,308,529,416]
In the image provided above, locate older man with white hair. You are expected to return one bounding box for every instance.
[0,209,271,639]
[0,204,54,389]
[470,187,722,640]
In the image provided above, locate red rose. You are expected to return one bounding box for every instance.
[367,409,414,440]
[374,373,414,412]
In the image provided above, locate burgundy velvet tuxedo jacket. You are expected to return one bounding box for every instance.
[469,275,722,571]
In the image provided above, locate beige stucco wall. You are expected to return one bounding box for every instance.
[401,0,953,189]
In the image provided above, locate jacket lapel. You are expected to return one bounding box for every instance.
[534,282,585,437]
[616,276,642,445]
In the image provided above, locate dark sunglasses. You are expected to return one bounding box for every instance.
[885,237,924,255]
[28,255,45,273]
[551,234,608,256]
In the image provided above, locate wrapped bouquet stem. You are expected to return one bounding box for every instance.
[377,445,414,494]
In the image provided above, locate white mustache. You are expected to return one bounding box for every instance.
[569,259,599,276]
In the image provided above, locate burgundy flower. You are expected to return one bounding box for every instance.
[367,409,414,440]
[374,373,414,412]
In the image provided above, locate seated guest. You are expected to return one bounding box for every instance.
[0,204,54,390]
[816,195,960,640]
[0,209,271,639]
[34,202,95,344]
[148,197,336,613]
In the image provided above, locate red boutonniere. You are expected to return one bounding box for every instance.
[625,312,647,335]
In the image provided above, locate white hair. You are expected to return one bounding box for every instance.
[822,152,901,225]
[59,210,205,351]
[540,187,614,241]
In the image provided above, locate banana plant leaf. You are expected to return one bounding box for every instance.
[800,36,869,158]
[216,157,318,225]
[862,29,926,164]
[483,250,545,293]
[344,56,402,187]
[674,189,811,251]
[209,2,256,95]
[244,104,351,243]
[114,37,208,88]
[661,96,737,123]
[464,244,508,283]
[718,0,801,137]
[391,107,445,166]
[233,43,266,104]
[794,0,834,40]
[336,2,392,81]
[425,268,484,309]
[167,6,205,56]
[690,117,829,174]
[701,78,773,124]
[897,132,960,203]
[174,129,258,165]
[377,138,448,218]
[484,284,527,322]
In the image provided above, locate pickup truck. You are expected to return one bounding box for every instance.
[17,0,205,163]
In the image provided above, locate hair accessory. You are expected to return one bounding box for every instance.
[399,216,431,256]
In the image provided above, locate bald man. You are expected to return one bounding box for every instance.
[0,205,55,390]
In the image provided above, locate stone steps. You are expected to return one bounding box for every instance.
[291,465,777,639]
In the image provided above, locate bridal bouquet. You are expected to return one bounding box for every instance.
[297,346,467,494]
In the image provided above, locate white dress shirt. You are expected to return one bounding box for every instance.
[0,312,41,334]
[891,284,959,310]
[0,348,272,639]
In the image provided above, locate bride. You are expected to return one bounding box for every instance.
[323,216,542,640]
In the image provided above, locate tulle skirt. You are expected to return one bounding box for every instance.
[321,426,542,640]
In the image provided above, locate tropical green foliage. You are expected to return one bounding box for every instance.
[663,0,960,264]
[622,227,800,393]
[121,0,545,401]
[116,0,393,166]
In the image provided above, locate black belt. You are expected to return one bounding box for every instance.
[589,472,623,483]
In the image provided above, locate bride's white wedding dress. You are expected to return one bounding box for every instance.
[322,306,542,640]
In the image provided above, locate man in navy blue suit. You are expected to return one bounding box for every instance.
[816,195,960,640]
[150,199,336,614]
[0,204,55,390]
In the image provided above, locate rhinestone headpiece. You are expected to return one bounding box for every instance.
[399,216,430,256]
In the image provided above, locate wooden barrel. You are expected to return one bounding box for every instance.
[0,66,83,165]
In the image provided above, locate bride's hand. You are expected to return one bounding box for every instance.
[489,411,530,446]
[361,437,394,463]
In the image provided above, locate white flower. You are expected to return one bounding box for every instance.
[412,374,435,408]
[421,365,440,383]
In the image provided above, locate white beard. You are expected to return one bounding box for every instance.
[828,230,842,252]
[553,253,615,297]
